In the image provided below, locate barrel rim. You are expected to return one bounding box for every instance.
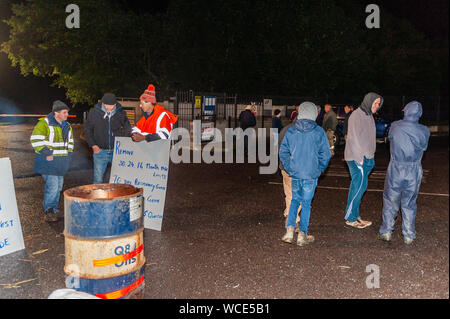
[64,227,144,241]
[64,183,143,202]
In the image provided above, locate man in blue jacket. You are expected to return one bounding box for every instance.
[279,102,331,246]
[378,101,430,244]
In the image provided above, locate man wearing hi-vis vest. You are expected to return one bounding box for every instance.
[30,101,74,222]
[131,84,178,142]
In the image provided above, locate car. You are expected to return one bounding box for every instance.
[332,106,391,145]
[374,113,391,144]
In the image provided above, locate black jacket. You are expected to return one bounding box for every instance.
[238,109,256,130]
[84,103,132,150]
[272,116,283,133]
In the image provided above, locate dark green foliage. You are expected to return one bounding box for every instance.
[1,0,445,104]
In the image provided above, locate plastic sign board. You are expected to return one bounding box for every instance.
[201,122,215,141]
[0,158,25,257]
[110,138,171,231]
[195,96,202,109]
[203,96,216,116]
[263,99,272,110]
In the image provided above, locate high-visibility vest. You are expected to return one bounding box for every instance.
[30,117,74,156]
[133,105,178,139]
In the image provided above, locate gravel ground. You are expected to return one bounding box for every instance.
[0,123,448,300]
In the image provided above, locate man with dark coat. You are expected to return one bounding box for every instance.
[322,104,338,156]
[84,93,132,184]
[378,101,430,245]
[342,105,354,139]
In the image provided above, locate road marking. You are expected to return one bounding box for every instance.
[267,182,449,197]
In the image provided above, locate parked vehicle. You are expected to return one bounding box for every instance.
[332,105,391,145]
[374,113,391,143]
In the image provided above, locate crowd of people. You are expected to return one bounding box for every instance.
[273,93,430,246]
[30,88,430,246]
[30,84,177,222]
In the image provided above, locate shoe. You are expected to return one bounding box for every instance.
[357,217,372,227]
[297,231,315,246]
[345,220,366,229]
[44,209,58,222]
[404,237,414,245]
[378,233,392,242]
[282,226,295,244]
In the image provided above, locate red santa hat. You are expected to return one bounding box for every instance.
[140,84,156,103]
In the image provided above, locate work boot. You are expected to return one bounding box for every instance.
[378,233,392,242]
[404,237,414,245]
[44,209,58,222]
[297,231,315,246]
[281,226,295,244]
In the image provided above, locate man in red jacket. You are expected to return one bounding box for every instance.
[131,84,178,142]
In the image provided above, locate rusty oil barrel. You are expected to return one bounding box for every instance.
[63,184,145,299]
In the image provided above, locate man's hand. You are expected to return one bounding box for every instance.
[46,155,54,161]
[131,133,146,142]
[92,145,100,154]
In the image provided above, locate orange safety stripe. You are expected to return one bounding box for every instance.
[93,244,143,267]
[96,275,144,299]
[0,114,76,118]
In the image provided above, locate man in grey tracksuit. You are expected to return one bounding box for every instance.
[378,101,430,244]
[344,92,383,229]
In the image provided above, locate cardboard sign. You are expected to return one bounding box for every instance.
[0,158,25,257]
[110,138,171,231]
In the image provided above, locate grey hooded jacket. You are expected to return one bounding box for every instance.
[344,92,383,163]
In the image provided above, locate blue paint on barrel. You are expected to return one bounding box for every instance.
[65,199,143,238]
[66,264,145,298]
[64,184,145,298]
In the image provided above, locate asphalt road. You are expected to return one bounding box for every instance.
[0,122,448,299]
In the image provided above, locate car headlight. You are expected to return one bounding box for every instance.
[384,124,388,127]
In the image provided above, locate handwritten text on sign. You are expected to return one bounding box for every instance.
[110,138,171,231]
[0,157,25,257]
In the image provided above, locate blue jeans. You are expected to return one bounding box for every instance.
[93,149,113,184]
[42,175,64,213]
[344,157,375,222]
[286,178,318,233]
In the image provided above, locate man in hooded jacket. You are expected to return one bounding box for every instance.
[279,102,331,246]
[378,101,430,244]
[344,92,383,229]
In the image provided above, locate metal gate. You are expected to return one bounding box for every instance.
[174,91,238,132]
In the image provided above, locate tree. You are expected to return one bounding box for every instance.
[1,0,164,104]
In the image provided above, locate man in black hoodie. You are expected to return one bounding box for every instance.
[84,93,132,184]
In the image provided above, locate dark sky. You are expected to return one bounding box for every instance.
[0,0,448,113]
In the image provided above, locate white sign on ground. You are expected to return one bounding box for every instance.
[110,138,171,231]
[0,158,25,257]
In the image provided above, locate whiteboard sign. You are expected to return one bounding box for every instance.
[110,138,171,231]
[0,158,25,258]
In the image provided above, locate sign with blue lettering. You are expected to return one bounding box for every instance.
[0,158,25,257]
[110,138,171,231]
